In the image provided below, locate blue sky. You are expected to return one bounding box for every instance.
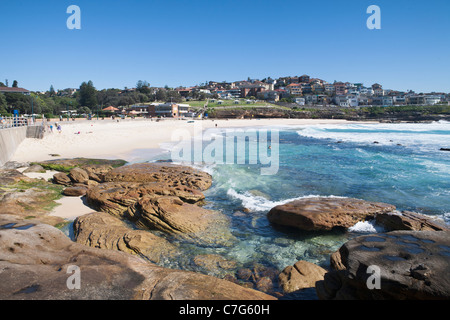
[1,0,449,93]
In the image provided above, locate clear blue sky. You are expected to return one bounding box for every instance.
[1,0,449,93]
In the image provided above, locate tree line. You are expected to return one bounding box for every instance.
[0,80,204,118]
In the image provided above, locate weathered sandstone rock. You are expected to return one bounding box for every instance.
[279,260,327,293]
[86,181,206,218]
[73,212,179,264]
[0,214,275,300]
[316,230,450,300]
[53,172,72,186]
[63,186,87,197]
[104,163,213,191]
[68,167,89,184]
[267,197,396,231]
[375,211,448,231]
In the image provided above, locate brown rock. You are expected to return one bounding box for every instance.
[104,163,213,191]
[267,197,396,231]
[193,254,237,273]
[0,169,33,185]
[23,164,46,173]
[63,186,87,197]
[375,211,448,232]
[279,261,327,293]
[255,277,273,293]
[53,172,72,186]
[237,268,253,281]
[135,195,234,246]
[316,230,450,300]
[73,212,178,264]
[0,214,276,300]
[68,167,89,184]
[86,181,206,218]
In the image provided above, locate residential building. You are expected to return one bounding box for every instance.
[334,95,358,107]
[304,94,318,105]
[148,103,190,118]
[334,82,347,95]
[301,83,312,94]
[407,95,442,105]
[371,96,393,106]
[285,83,302,95]
[0,86,30,95]
[256,90,280,102]
[299,75,310,83]
[324,83,335,94]
[294,97,305,105]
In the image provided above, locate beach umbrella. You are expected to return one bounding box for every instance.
[102,106,119,112]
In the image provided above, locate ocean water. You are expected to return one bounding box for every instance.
[134,121,450,297]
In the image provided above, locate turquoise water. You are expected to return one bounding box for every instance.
[132,121,450,297]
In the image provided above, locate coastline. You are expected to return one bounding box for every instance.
[11,118,362,164]
[11,118,360,221]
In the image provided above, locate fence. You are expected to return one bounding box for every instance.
[0,116,30,129]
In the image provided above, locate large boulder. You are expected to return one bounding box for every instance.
[131,195,234,246]
[279,260,327,294]
[63,186,87,197]
[267,197,396,231]
[73,212,179,264]
[0,214,275,300]
[0,169,33,185]
[375,211,448,232]
[316,230,450,300]
[86,182,233,246]
[104,163,213,191]
[0,174,65,227]
[68,167,89,184]
[53,172,72,186]
[87,181,206,217]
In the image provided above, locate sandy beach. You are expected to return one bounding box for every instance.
[11,118,357,221]
[12,118,355,163]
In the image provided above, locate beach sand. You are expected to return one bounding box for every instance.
[11,118,357,220]
[12,118,354,163]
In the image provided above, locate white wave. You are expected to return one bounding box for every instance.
[295,121,450,152]
[348,220,385,233]
[226,188,346,212]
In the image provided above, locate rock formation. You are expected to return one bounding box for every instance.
[279,260,327,294]
[267,197,396,231]
[316,230,450,300]
[0,214,275,300]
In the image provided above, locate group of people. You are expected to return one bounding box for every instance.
[48,122,62,133]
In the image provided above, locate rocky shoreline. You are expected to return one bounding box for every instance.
[0,158,449,300]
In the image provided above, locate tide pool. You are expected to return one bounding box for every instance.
[132,120,450,298]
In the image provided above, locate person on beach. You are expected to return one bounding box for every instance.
[57,124,62,133]
[49,124,53,133]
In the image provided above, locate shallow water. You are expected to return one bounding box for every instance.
[76,121,450,298]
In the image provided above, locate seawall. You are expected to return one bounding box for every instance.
[0,126,45,167]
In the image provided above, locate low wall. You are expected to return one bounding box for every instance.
[0,125,45,167]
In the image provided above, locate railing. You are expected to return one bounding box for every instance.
[0,117,30,129]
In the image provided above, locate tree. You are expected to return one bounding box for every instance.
[12,80,18,88]
[136,80,151,94]
[49,85,56,97]
[78,80,98,108]
[0,93,7,114]
[155,89,167,102]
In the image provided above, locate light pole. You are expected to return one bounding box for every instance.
[30,95,34,124]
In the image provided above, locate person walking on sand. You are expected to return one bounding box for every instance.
[57,124,62,133]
